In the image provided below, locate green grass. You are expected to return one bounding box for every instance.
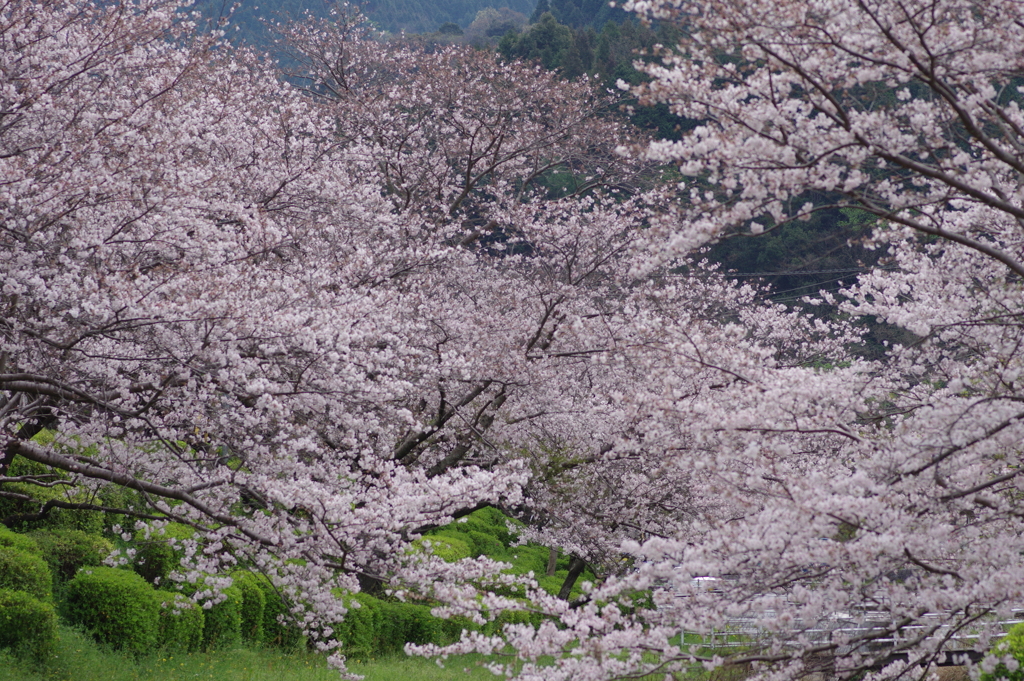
[0,625,754,681]
[348,655,497,680]
[0,626,497,681]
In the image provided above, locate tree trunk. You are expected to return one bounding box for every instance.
[558,555,586,600]
[546,547,558,576]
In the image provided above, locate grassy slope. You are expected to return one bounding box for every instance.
[0,626,497,681]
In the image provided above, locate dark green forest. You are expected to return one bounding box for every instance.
[190,0,534,36]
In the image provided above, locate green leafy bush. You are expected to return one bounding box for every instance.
[483,607,540,635]
[0,525,41,555]
[64,566,159,654]
[462,530,505,558]
[982,623,1024,681]
[155,590,204,652]
[29,529,113,583]
[252,575,303,650]
[201,584,242,651]
[0,547,52,601]
[231,571,266,644]
[0,588,57,659]
[333,592,382,657]
[415,535,471,562]
[428,508,517,554]
[132,523,195,585]
[0,446,116,534]
[378,599,441,651]
[332,593,455,657]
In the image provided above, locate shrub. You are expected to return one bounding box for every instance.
[29,529,113,583]
[0,588,57,660]
[0,454,106,534]
[252,575,303,650]
[0,525,41,555]
[231,572,265,644]
[379,600,440,651]
[415,535,471,563]
[461,507,518,545]
[64,566,159,654]
[463,530,505,558]
[482,607,539,635]
[0,547,52,602]
[332,593,446,657]
[333,592,382,657]
[201,584,242,651]
[155,590,204,652]
[132,523,195,585]
[433,613,478,644]
[982,623,1024,681]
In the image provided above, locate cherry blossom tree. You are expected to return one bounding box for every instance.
[0,1,765,674]
[408,0,1024,679]
[278,10,655,229]
[11,2,1024,680]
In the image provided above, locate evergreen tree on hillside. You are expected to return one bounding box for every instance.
[531,0,627,28]
[193,0,537,41]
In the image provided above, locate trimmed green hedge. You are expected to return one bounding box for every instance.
[0,588,57,660]
[332,593,438,657]
[462,531,505,558]
[0,547,52,602]
[0,454,106,534]
[0,525,41,555]
[132,523,195,585]
[251,575,303,650]
[330,592,538,658]
[201,584,242,651]
[232,571,266,644]
[982,623,1024,681]
[155,590,205,652]
[414,535,471,563]
[64,567,159,654]
[29,529,112,583]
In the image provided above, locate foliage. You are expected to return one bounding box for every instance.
[532,0,629,28]
[360,0,535,33]
[155,590,205,652]
[201,585,243,651]
[331,592,467,657]
[0,450,132,534]
[0,524,41,555]
[28,529,113,584]
[0,547,52,602]
[231,572,266,644]
[64,567,160,655]
[190,0,535,41]
[0,588,57,660]
[981,624,1024,681]
[497,12,691,137]
[131,523,195,585]
[415,535,472,563]
[0,624,496,681]
[251,576,303,651]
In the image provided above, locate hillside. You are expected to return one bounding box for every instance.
[190,0,538,39]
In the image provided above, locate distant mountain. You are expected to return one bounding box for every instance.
[189,0,538,40]
[361,0,535,33]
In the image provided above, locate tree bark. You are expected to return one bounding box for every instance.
[557,555,586,600]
